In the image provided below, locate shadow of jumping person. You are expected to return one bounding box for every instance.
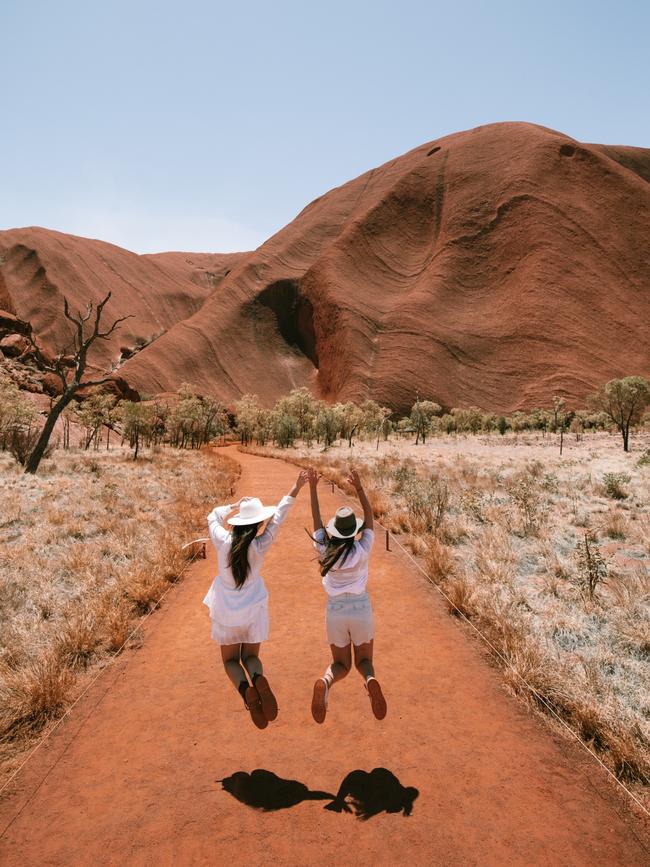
[324,768,419,820]
[219,769,336,811]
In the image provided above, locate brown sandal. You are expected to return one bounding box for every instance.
[245,686,268,729]
[254,675,278,721]
[311,678,329,724]
[366,677,387,720]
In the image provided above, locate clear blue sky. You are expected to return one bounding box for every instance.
[2,0,648,253]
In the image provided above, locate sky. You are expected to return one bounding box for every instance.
[2,0,649,253]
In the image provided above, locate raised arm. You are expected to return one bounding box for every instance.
[256,471,309,551]
[207,498,242,546]
[308,467,324,532]
[347,469,374,531]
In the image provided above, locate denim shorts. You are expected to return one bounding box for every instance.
[326,591,375,648]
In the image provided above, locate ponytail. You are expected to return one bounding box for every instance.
[229,523,261,588]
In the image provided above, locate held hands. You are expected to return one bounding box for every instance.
[346,468,363,491]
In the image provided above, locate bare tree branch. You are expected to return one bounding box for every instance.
[98,314,134,339]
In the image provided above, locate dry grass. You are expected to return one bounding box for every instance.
[242,431,650,795]
[0,445,239,775]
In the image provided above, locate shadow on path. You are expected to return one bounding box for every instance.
[218,770,335,811]
[325,768,419,820]
[219,767,418,820]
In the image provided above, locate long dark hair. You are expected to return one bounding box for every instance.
[229,522,261,588]
[318,535,355,577]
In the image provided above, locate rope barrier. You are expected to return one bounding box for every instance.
[0,549,201,839]
[330,479,649,819]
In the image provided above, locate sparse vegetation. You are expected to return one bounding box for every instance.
[602,472,631,500]
[0,446,238,773]
[242,422,650,789]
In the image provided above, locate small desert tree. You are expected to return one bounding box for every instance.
[410,398,441,444]
[338,401,363,447]
[234,394,261,446]
[77,388,118,450]
[315,403,341,448]
[120,400,155,460]
[0,369,37,452]
[22,292,130,473]
[360,399,392,449]
[588,376,650,452]
[282,387,318,440]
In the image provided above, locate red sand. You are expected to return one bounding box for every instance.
[0,449,647,865]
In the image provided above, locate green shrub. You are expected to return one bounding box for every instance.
[602,472,631,500]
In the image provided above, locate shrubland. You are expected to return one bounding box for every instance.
[241,424,650,795]
[0,445,238,780]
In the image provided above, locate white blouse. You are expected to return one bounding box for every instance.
[313,528,375,597]
[202,495,295,626]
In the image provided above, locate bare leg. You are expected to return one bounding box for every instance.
[324,643,352,687]
[241,642,263,681]
[312,644,352,724]
[353,640,375,682]
[354,640,387,719]
[220,644,248,692]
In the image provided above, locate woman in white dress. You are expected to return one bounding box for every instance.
[204,470,308,728]
[307,467,387,724]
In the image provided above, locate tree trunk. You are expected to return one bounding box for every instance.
[623,426,629,452]
[25,390,76,473]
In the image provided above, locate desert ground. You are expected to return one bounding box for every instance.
[0,446,648,866]
[245,429,650,793]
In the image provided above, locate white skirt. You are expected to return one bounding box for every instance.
[209,602,269,645]
[203,575,269,645]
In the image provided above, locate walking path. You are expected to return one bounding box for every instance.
[0,448,647,865]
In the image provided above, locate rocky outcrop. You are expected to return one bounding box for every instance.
[121,122,650,412]
[3,123,650,412]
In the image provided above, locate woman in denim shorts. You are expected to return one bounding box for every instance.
[307,467,387,724]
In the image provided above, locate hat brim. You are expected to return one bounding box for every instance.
[326,516,365,539]
[228,505,277,526]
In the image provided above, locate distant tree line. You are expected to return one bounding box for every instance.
[3,366,649,471]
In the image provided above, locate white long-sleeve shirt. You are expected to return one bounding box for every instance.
[202,495,295,626]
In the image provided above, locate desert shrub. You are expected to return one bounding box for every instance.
[8,426,55,466]
[440,571,476,618]
[602,510,628,540]
[425,537,456,583]
[55,608,101,668]
[392,462,417,493]
[461,489,491,524]
[507,476,547,535]
[573,534,607,602]
[0,653,73,741]
[637,450,650,467]
[403,476,449,534]
[602,472,631,500]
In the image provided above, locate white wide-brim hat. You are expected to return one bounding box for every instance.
[228,497,276,526]
[326,506,364,539]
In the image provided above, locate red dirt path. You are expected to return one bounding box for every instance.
[0,449,648,866]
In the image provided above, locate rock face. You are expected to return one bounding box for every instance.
[3,123,650,412]
[0,227,245,377]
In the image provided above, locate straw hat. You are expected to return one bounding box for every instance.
[227,497,276,526]
[326,506,364,539]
